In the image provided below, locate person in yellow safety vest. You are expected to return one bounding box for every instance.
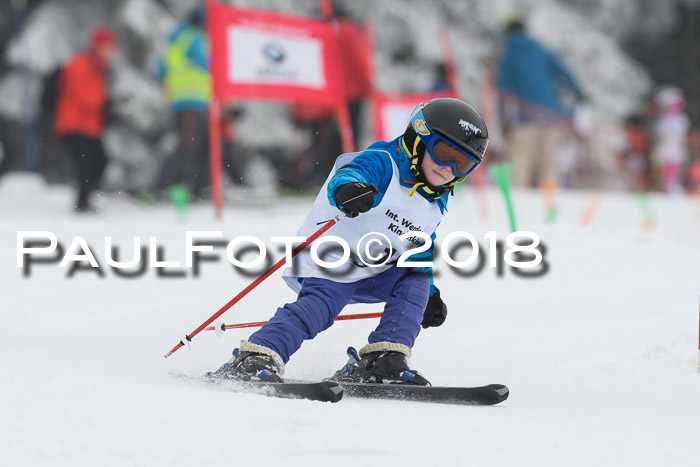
[155,6,211,199]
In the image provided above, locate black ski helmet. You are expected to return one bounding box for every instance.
[401,97,489,196]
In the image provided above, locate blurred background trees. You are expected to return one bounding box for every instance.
[0,0,697,194]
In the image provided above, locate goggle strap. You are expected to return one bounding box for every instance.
[412,135,421,157]
[402,137,422,179]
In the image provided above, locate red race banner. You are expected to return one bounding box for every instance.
[208,2,343,106]
[371,91,458,142]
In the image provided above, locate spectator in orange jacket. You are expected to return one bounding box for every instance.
[54,27,116,212]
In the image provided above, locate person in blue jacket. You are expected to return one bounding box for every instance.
[496,15,584,196]
[211,98,489,385]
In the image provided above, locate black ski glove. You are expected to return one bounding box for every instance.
[421,288,447,329]
[335,182,379,218]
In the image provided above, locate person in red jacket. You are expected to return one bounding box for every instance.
[54,27,116,212]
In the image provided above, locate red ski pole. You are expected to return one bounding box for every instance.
[203,311,383,332]
[164,212,346,358]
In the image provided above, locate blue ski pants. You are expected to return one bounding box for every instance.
[248,267,430,363]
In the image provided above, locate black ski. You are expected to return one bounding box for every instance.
[239,380,343,403]
[170,373,343,403]
[340,382,509,405]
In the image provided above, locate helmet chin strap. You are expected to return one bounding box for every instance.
[400,135,464,199]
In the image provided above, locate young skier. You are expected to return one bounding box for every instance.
[212,97,489,385]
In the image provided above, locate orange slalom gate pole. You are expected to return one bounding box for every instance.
[579,196,600,226]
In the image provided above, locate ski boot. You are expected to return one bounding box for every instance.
[208,341,284,383]
[331,343,430,386]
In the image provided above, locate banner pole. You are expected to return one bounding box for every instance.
[439,30,458,95]
[320,0,332,18]
[336,104,355,154]
[321,0,355,154]
[364,19,380,143]
[206,0,223,220]
[208,99,224,220]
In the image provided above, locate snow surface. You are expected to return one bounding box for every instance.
[1,173,699,466]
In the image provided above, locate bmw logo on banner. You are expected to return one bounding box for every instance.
[263,43,286,64]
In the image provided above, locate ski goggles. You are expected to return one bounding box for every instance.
[410,104,482,178]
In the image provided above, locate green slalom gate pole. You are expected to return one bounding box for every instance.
[490,163,518,232]
[171,184,189,223]
[637,191,656,228]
